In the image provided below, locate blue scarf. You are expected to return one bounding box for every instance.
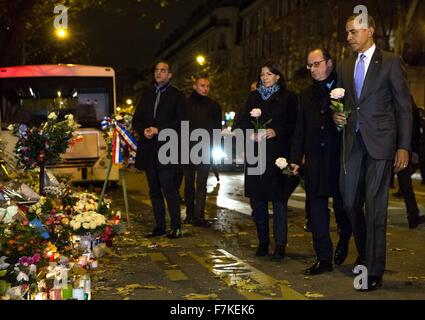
[257,84,280,101]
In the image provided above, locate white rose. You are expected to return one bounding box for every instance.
[65,114,74,121]
[250,108,262,118]
[330,88,345,100]
[74,222,81,230]
[89,222,97,230]
[275,158,288,170]
[48,112,57,120]
[7,124,14,131]
[82,222,91,229]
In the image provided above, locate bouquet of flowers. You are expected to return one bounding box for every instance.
[14,113,80,170]
[69,211,106,236]
[275,158,295,176]
[12,113,80,195]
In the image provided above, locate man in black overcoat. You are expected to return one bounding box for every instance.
[290,49,352,275]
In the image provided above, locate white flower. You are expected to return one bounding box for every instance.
[250,108,262,118]
[82,222,91,229]
[4,206,18,224]
[275,158,289,170]
[65,114,74,121]
[48,112,58,120]
[29,264,37,275]
[0,256,10,270]
[330,88,345,100]
[17,271,29,282]
[89,222,97,230]
[74,222,81,230]
[7,124,14,131]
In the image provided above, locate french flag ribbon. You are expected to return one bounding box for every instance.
[104,117,138,164]
[112,129,123,164]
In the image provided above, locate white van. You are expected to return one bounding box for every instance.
[0,64,119,181]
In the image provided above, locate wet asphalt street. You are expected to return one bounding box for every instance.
[91,170,425,301]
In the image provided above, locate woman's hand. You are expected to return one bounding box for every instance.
[265,129,276,139]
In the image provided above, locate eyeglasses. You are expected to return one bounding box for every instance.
[306,60,326,70]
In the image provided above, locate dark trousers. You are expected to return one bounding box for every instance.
[397,163,420,221]
[145,160,181,231]
[310,194,351,262]
[340,132,392,278]
[183,164,210,220]
[252,199,287,246]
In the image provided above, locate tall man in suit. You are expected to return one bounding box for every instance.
[132,61,186,239]
[334,15,412,291]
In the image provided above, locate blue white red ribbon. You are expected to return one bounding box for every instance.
[102,116,138,164]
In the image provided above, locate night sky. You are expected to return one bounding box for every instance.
[79,0,208,70]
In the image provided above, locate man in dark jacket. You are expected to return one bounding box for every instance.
[183,76,222,227]
[132,61,186,239]
[291,49,352,275]
[394,97,425,228]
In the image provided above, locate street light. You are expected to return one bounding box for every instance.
[55,28,69,40]
[196,55,206,66]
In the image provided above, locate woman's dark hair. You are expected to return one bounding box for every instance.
[256,61,286,90]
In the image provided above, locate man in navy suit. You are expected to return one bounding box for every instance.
[334,14,412,291]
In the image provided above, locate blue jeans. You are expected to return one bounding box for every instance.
[251,199,287,246]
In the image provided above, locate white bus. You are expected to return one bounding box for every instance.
[0,64,119,181]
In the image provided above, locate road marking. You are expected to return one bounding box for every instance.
[164,269,189,281]
[149,253,167,262]
[189,249,307,300]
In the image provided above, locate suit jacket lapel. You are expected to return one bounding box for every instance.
[359,48,382,104]
[346,54,357,104]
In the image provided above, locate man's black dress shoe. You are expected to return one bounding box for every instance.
[146,228,166,238]
[357,276,383,292]
[304,260,333,275]
[270,245,285,261]
[167,228,182,239]
[193,218,212,228]
[408,215,425,229]
[352,256,366,274]
[255,243,269,257]
[334,239,349,265]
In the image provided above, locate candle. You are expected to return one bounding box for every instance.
[78,256,88,268]
[72,288,84,301]
[49,289,62,300]
[61,285,73,300]
[35,292,48,300]
[90,259,98,269]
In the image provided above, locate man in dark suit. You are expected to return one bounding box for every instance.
[334,14,412,291]
[291,48,352,275]
[132,61,186,239]
[395,97,425,228]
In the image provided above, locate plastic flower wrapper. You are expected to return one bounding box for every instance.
[275,158,295,176]
[0,257,11,296]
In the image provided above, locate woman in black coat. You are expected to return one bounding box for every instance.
[239,61,298,261]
